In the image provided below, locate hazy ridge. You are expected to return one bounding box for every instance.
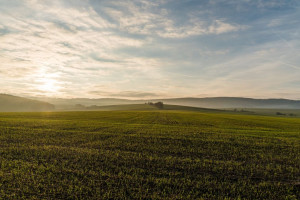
[2,94,300,112]
[0,94,55,112]
[155,97,300,109]
[35,96,300,109]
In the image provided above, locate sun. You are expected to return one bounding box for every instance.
[34,67,63,95]
[37,77,61,94]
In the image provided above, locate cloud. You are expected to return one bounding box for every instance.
[0,0,153,96]
[89,90,160,98]
[208,20,244,34]
[102,0,245,39]
[111,91,160,98]
[0,0,300,99]
[188,39,300,98]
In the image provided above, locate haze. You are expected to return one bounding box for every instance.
[0,0,300,99]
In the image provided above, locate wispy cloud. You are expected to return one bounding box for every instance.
[0,0,299,99]
[104,0,245,38]
[89,90,161,98]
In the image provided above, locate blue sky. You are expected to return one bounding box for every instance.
[0,0,299,99]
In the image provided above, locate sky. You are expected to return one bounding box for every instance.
[0,0,300,99]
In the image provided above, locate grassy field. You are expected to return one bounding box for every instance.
[0,110,299,199]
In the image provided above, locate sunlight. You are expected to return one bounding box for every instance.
[35,67,61,94]
[37,77,60,93]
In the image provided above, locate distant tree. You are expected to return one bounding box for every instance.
[154,102,164,109]
[75,104,86,109]
[276,112,285,116]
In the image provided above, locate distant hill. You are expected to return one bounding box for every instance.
[84,104,223,112]
[86,104,157,111]
[34,97,142,110]
[155,97,300,109]
[0,94,55,112]
[34,96,300,110]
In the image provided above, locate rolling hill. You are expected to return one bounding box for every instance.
[0,94,55,112]
[33,97,142,110]
[85,103,224,112]
[34,96,300,109]
[154,97,300,109]
[3,94,300,111]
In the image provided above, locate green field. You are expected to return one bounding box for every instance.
[0,110,299,199]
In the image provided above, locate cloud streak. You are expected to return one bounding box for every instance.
[0,0,300,99]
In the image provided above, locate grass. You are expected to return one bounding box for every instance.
[0,110,299,199]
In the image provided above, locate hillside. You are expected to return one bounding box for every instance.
[61,103,299,117]
[153,97,300,109]
[0,94,55,112]
[34,97,143,110]
[34,96,300,109]
[85,104,224,112]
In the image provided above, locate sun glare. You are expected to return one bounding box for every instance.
[37,77,60,93]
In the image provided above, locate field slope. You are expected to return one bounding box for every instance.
[86,103,223,112]
[0,94,55,112]
[0,111,299,199]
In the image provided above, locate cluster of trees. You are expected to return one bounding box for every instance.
[146,101,164,109]
[276,112,296,116]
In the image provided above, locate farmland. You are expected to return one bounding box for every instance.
[0,110,299,199]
